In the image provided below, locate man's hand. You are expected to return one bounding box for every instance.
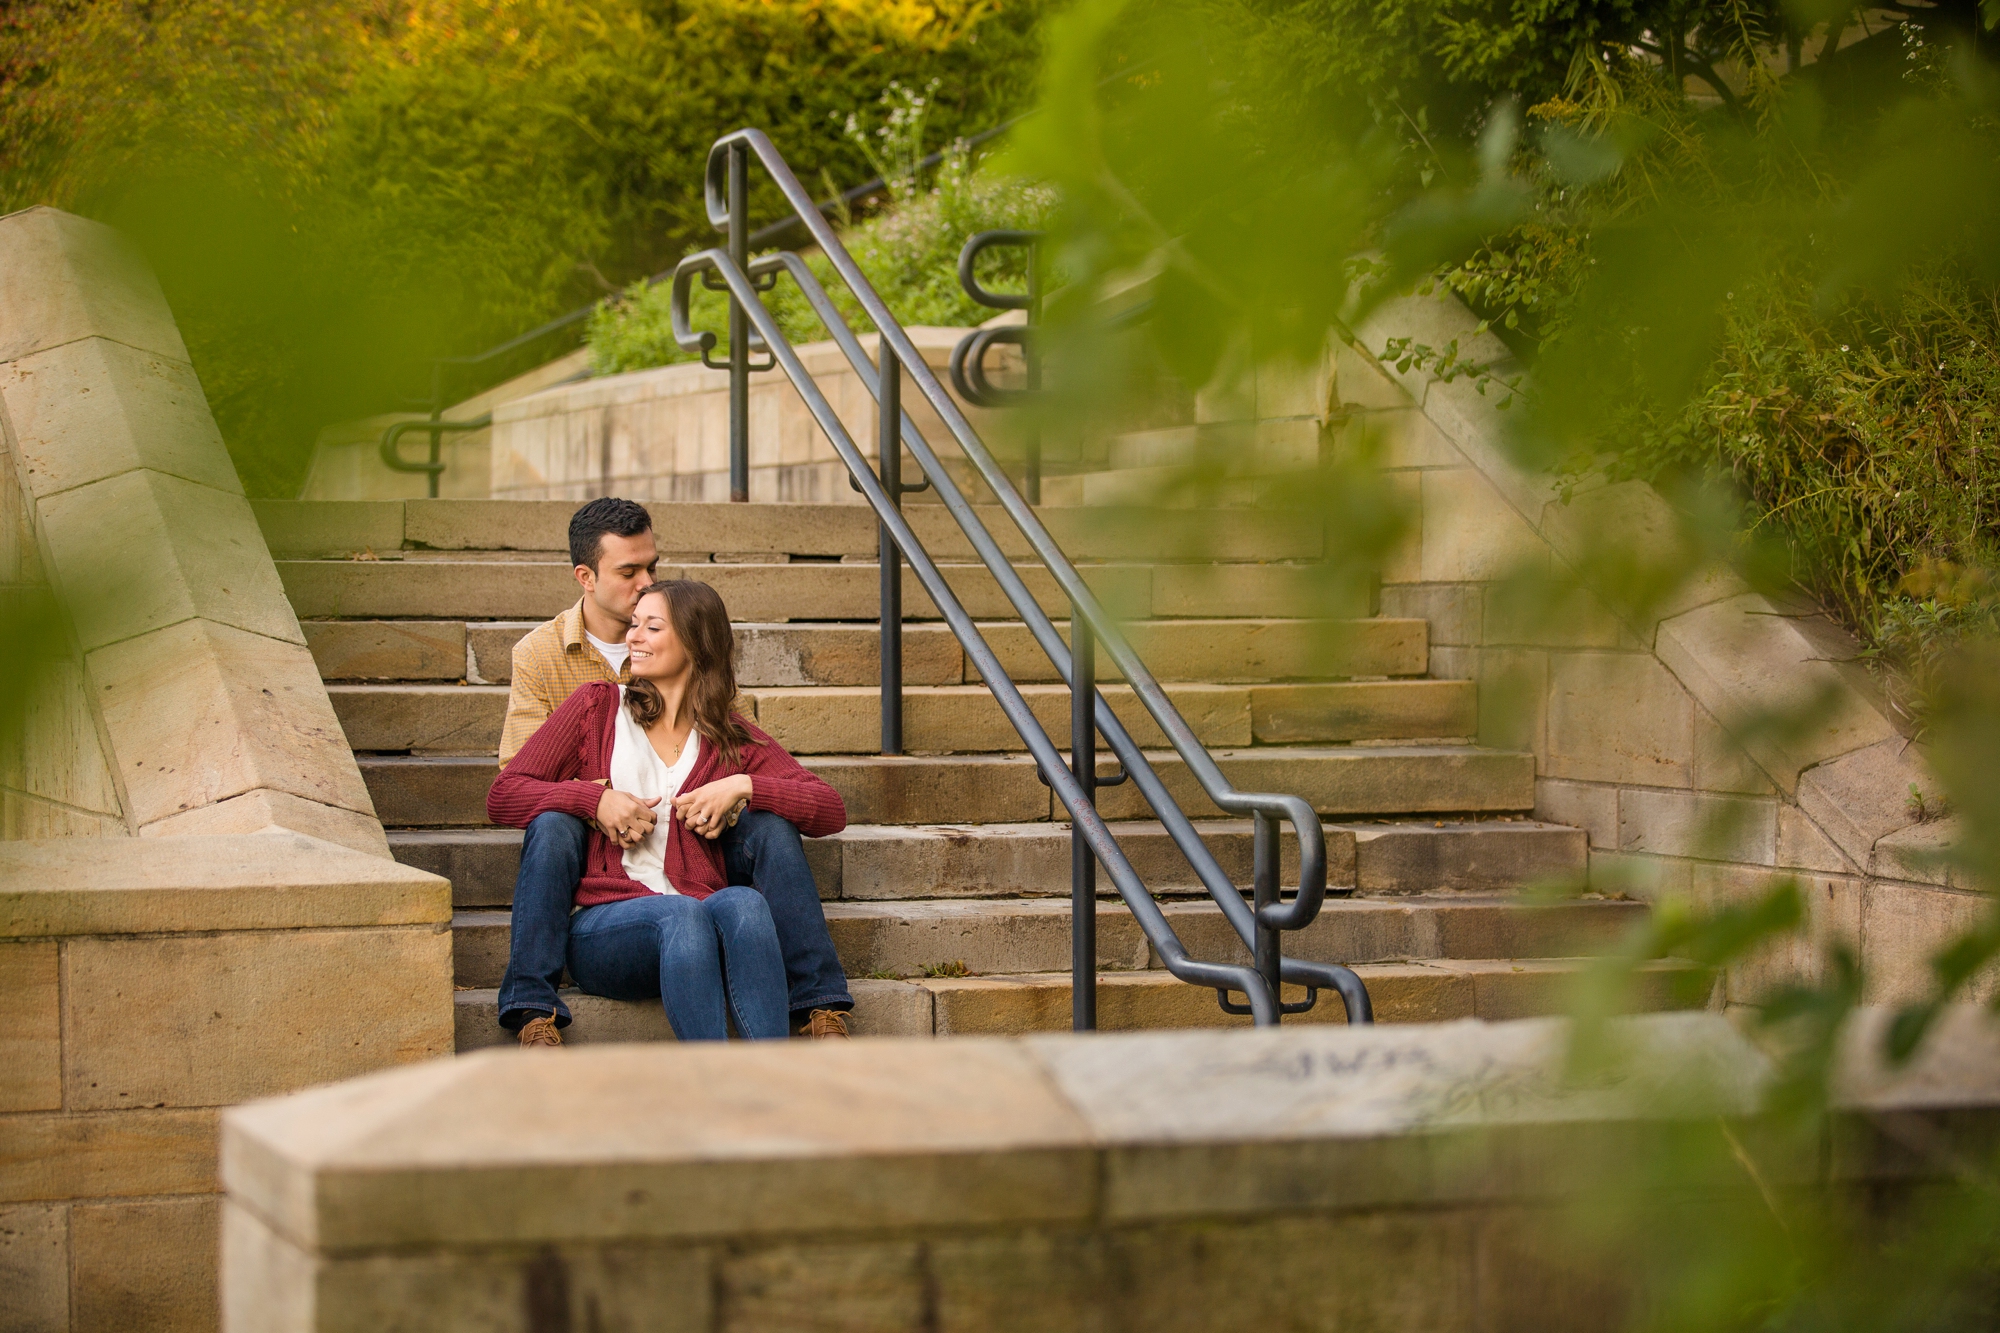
[596,789,661,849]
[673,774,753,840]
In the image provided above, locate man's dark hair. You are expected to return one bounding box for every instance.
[568,497,653,572]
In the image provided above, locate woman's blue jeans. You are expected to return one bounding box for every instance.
[565,886,788,1041]
[496,810,850,1034]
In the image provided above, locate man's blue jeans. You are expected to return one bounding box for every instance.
[496,810,852,1030]
[567,887,788,1040]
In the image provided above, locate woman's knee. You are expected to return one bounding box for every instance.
[703,884,777,936]
[733,809,803,855]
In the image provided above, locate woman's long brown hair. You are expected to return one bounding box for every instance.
[623,579,754,765]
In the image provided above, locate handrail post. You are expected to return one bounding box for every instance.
[1070,599,1097,1031]
[879,341,904,755]
[425,361,445,499]
[1024,240,1042,504]
[727,141,751,503]
[1253,811,1281,1024]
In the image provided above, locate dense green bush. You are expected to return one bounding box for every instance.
[0,0,1047,494]
[587,122,1056,373]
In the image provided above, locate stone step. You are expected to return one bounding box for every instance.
[447,895,1647,989]
[361,745,1538,828]
[305,617,1428,686]
[327,679,1478,754]
[254,498,1332,564]
[395,818,1586,909]
[450,956,1695,1049]
[277,558,1370,623]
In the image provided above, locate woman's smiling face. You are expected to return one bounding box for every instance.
[626,591,689,681]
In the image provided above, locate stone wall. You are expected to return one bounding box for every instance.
[218,1012,1999,1332]
[1335,290,1984,1006]
[0,207,456,1331]
[489,327,1033,504]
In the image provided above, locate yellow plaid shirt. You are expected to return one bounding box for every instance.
[498,599,631,766]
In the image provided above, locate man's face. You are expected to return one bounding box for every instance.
[576,529,660,626]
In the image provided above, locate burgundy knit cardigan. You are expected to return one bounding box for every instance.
[486,681,846,907]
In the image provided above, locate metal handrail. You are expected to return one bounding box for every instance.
[379,413,493,498]
[683,128,1373,1026]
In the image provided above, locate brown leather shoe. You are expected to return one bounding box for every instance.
[805,1009,850,1040]
[518,1013,563,1048]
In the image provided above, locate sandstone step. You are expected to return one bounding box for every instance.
[255,498,1331,564]
[305,617,1427,686]
[447,895,1646,989]
[326,678,1476,755]
[360,745,1537,828]
[396,817,1585,908]
[449,956,1695,1049]
[279,557,1371,623]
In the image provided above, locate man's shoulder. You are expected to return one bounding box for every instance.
[510,611,574,670]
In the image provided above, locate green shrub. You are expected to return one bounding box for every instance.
[0,0,1048,495]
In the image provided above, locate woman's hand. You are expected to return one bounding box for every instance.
[673,773,753,840]
[596,789,661,849]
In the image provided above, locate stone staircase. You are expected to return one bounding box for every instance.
[257,498,1684,1049]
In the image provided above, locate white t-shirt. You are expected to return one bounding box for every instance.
[609,689,700,895]
[585,629,630,674]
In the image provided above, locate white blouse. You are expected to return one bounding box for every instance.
[609,688,700,895]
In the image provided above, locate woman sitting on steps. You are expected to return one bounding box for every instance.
[487,579,847,1043]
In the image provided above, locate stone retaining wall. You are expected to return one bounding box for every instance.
[1339,291,1985,1005]
[489,327,1034,504]
[0,207,455,1331]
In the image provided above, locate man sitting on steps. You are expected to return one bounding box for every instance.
[495,497,855,1045]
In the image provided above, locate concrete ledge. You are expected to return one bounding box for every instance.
[0,833,448,937]
[221,1011,2000,1328]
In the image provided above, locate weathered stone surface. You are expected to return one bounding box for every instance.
[736,622,961,687]
[42,468,302,652]
[1655,594,1895,795]
[252,499,406,559]
[0,1202,68,1331]
[803,755,1052,825]
[1090,746,1536,820]
[1251,679,1476,743]
[64,925,453,1109]
[973,617,1428,684]
[1539,482,1750,637]
[1693,709,1778,796]
[1148,562,1371,619]
[1421,468,1547,583]
[1860,880,1998,1005]
[1345,819,1588,893]
[71,1196,218,1333]
[1617,788,1777,865]
[825,900,1152,979]
[1776,804,1856,874]
[1482,579,1628,651]
[0,207,189,364]
[224,1042,1098,1253]
[1379,583,1482,646]
[1691,863,1860,1003]
[1159,896,1643,970]
[464,620,540,683]
[391,827,521,907]
[1534,778,1619,851]
[141,788,393,859]
[306,620,466,682]
[450,977,931,1050]
[1,1108,219,1203]
[827,819,1317,901]
[1545,651,1694,788]
[1796,737,1933,869]
[1871,817,1955,887]
[1,336,240,500]
[0,833,445,937]
[360,755,496,826]
[90,618,376,827]
[279,557,578,621]
[0,941,61,1113]
[329,683,508,752]
[5,652,124,825]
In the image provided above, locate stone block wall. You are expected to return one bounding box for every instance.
[0,206,458,1330]
[1338,290,1984,1006]
[488,328,1032,504]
